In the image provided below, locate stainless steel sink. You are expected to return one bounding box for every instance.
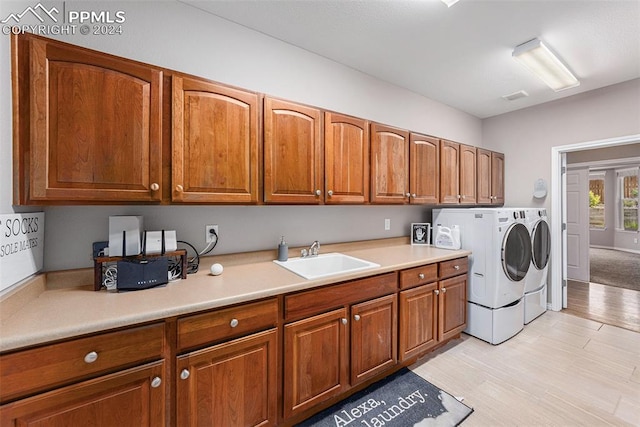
[273,253,380,280]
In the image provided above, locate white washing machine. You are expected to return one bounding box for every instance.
[433,208,532,345]
[523,209,550,324]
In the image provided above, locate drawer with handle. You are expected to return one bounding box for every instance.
[439,257,469,280]
[0,322,165,403]
[399,263,438,290]
[177,298,278,352]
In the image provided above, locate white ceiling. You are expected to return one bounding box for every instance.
[181,0,640,119]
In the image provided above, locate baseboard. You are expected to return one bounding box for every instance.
[589,245,640,255]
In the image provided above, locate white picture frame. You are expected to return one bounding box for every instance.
[411,223,431,245]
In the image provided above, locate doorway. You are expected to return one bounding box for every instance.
[550,134,640,311]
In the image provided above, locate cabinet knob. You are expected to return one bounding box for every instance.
[84,351,98,364]
[405,192,411,197]
[341,318,348,325]
[442,287,447,293]
[175,185,184,193]
[461,195,466,199]
[328,190,333,197]
[150,183,160,191]
[453,265,460,270]
[418,273,425,279]
[180,369,190,380]
[151,377,162,388]
[354,314,361,321]
[434,289,440,295]
[315,189,322,196]
[230,318,239,328]
[412,193,417,198]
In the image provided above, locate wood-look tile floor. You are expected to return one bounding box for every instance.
[410,310,640,426]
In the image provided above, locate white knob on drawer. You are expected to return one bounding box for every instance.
[180,369,190,380]
[406,192,411,197]
[151,377,162,388]
[341,318,348,325]
[230,318,239,328]
[150,183,160,191]
[316,189,322,196]
[84,351,98,364]
[328,190,333,197]
[354,314,361,321]
[412,193,417,198]
[175,184,184,193]
[454,265,460,270]
[418,273,425,279]
[442,287,447,293]
[434,289,440,295]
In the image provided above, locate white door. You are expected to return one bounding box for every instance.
[566,167,589,282]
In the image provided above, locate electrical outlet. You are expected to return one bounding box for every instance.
[205,225,219,243]
[384,218,391,231]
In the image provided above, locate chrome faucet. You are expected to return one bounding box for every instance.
[301,240,320,257]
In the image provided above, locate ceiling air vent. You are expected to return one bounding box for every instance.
[502,90,529,101]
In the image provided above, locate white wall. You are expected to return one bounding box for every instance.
[483,79,640,211]
[0,1,482,273]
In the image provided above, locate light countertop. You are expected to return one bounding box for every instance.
[0,238,470,353]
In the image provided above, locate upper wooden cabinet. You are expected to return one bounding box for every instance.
[439,140,476,205]
[370,123,410,204]
[264,98,323,204]
[477,149,505,205]
[410,133,439,204]
[459,143,477,204]
[172,76,260,203]
[324,113,369,204]
[12,33,163,204]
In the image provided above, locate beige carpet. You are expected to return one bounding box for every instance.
[590,247,640,291]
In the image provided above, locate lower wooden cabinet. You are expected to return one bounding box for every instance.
[399,259,468,362]
[177,329,278,427]
[0,361,165,427]
[350,294,397,385]
[283,308,349,419]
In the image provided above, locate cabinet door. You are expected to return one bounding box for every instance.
[491,151,505,204]
[172,76,259,203]
[410,133,439,204]
[459,144,477,204]
[439,275,467,342]
[177,329,277,427]
[476,148,492,204]
[264,98,323,204]
[370,123,410,204]
[0,361,165,426]
[324,112,369,204]
[399,283,438,361]
[283,308,348,419]
[350,294,397,385]
[21,34,162,203]
[439,140,460,204]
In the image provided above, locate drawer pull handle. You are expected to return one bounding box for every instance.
[175,184,184,193]
[84,351,98,364]
[328,190,333,197]
[341,318,348,325]
[354,314,361,321]
[434,289,440,295]
[151,377,162,388]
[150,183,160,191]
[316,189,322,196]
[230,318,239,328]
[405,192,411,197]
[442,287,447,293]
[180,369,190,380]
[454,265,460,270]
[418,273,425,279]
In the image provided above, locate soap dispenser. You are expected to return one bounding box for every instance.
[277,236,288,262]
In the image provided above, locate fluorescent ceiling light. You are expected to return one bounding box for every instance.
[512,38,579,92]
[441,0,460,7]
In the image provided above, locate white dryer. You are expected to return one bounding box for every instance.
[523,209,550,324]
[433,208,532,344]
